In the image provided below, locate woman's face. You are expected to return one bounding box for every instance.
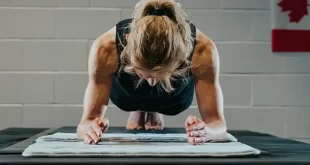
[135,69,159,87]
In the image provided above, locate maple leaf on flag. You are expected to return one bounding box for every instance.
[278,0,309,23]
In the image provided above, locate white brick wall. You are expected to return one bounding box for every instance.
[0,0,309,139]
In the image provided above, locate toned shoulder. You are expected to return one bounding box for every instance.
[89,26,118,77]
[191,29,219,79]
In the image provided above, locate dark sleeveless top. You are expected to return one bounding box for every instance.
[110,18,197,116]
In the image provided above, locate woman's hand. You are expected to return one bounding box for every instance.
[77,117,109,145]
[185,115,226,145]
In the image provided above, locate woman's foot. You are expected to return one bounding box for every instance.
[126,111,146,130]
[145,112,164,130]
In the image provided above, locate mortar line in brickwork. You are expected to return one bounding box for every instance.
[250,78,253,106]
[0,5,270,11]
[0,72,308,75]
[0,104,23,107]
[19,104,84,107]
[179,8,270,11]
[0,39,271,43]
[215,41,271,43]
[220,73,310,76]
[21,104,24,127]
[1,104,308,109]
[0,39,90,42]
[53,74,56,104]
[0,6,121,10]
[0,71,88,74]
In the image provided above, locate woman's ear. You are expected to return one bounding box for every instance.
[125,34,130,41]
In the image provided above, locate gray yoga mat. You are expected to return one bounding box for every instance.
[22,132,261,158]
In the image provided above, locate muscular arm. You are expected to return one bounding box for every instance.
[81,68,111,121]
[80,29,118,122]
[191,30,226,131]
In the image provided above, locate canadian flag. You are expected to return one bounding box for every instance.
[272,0,310,52]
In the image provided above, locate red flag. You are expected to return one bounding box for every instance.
[272,0,310,52]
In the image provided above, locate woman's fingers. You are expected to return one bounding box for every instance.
[186,122,205,132]
[83,134,93,144]
[185,115,197,128]
[87,129,100,144]
[187,136,208,145]
[187,129,205,137]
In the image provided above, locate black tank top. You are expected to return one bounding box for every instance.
[110,18,197,115]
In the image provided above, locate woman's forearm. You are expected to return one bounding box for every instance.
[196,81,226,130]
[81,77,111,122]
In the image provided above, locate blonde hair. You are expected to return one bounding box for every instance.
[120,0,194,93]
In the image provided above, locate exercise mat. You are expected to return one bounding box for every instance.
[22,132,261,157]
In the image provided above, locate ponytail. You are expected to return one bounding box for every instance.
[141,1,177,22]
[133,0,187,25]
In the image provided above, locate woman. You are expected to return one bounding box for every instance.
[77,0,227,145]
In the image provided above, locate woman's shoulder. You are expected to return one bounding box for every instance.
[88,27,119,76]
[191,29,219,79]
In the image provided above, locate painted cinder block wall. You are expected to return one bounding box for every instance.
[0,0,309,140]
